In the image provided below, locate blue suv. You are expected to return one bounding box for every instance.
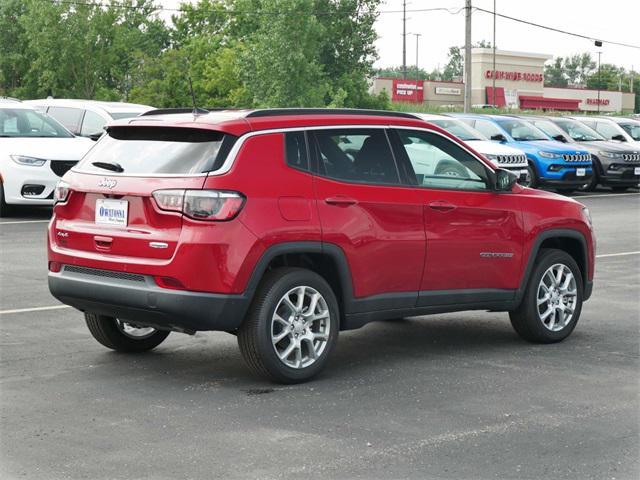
[453,114,593,190]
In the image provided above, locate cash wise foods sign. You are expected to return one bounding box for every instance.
[392,79,424,103]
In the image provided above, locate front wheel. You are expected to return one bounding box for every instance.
[0,184,12,217]
[509,248,583,343]
[85,313,170,352]
[238,268,339,383]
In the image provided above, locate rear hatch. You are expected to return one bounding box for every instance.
[52,126,234,261]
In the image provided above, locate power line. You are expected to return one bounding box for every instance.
[474,6,640,50]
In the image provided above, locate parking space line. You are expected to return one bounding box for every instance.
[0,305,71,315]
[0,220,50,225]
[596,251,640,258]
[574,192,640,199]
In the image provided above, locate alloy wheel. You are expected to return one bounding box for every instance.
[270,286,331,369]
[536,263,578,331]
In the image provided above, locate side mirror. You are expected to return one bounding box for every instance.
[88,132,103,141]
[494,168,518,192]
[490,133,507,142]
[553,134,568,143]
[611,134,627,142]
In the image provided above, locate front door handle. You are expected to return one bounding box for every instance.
[325,196,358,206]
[428,200,456,212]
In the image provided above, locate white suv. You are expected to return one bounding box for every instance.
[0,99,94,216]
[24,99,152,140]
[415,113,531,185]
[570,116,640,146]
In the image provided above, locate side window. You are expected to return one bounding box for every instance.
[284,131,309,171]
[595,122,621,139]
[395,129,490,191]
[47,107,83,133]
[312,128,399,185]
[473,119,504,139]
[24,110,58,135]
[80,110,106,137]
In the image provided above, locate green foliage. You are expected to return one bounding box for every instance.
[2,0,385,109]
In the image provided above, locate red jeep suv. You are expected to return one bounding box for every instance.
[48,109,595,383]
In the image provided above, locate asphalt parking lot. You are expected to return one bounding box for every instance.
[1,188,638,480]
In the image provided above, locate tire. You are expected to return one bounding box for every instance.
[238,267,339,384]
[0,184,12,218]
[509,248,583,343]
[85,313,170,352]
[578,169,599,192]
[527,163,539,189]
[519,165,535,188]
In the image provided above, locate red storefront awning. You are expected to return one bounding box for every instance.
[518,95,580,111]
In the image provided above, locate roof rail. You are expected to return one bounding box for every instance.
[141,107,220,117]
[245,108,421,119]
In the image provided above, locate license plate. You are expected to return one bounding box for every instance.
[635,167,640,175]
[576,168,586,177]
[520,169,529,177]
[95,199,128,226]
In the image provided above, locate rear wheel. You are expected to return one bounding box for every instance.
[238,268,339,384]
[85,313,170,352]
[509,248,583,343]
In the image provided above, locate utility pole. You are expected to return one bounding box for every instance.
[402,0,407,79]
[492,0,496,106]
[414,33,422,80]
[463,0,472,112]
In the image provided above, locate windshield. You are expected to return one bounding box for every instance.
[619,122,640,141]
[77,127,230,175]
[110,112,145,120]
[429,119,487,141]
[529,119,570,140]
[554,119,605,142]
[0,108,73,138]
[495,118,548,141]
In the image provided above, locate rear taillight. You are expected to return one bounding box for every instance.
[152,189,245,221]
[53,180,70,204]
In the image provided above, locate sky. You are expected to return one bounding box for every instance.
[157,0,640,71]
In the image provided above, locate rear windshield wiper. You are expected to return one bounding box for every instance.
[92,161,124,173]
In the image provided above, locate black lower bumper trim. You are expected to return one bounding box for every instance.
[48,269,250,332]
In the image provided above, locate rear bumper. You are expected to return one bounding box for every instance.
[48,266,250,332]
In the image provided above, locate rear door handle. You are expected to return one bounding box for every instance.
[428,200,456,212]
[325,196,358,206]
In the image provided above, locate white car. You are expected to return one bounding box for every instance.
[24,99,152,140]
[569,116,640,146]
[415,113,531,185]
[0,99,94,216]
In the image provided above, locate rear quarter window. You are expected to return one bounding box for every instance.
[76,127,236,175]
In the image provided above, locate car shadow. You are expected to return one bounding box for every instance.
[86,314,532,391]
[2,205,52,221]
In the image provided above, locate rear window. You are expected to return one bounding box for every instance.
[76,127,235,175]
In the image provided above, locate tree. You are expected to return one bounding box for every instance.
[586,63,626,91]
[564,53,595,86]
[375,66,433,81]
[544,57,568,87]
[0,0,31,96]
[442,46,463,81]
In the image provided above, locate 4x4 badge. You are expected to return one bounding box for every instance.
[98,178,117,189]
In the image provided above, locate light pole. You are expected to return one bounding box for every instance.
[463,0,472,112]
[595,40,603,114]
[413,33,422,80]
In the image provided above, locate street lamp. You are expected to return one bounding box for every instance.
[413,33,422,80]
[595,40,603,114]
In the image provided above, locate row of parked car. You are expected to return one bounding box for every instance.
[0,97,639,217]
[414,113,640,192]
